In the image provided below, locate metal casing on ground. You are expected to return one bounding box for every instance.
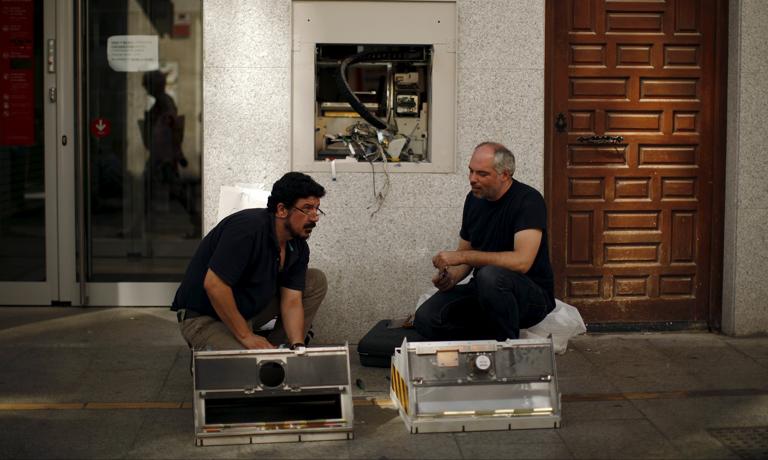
[192,345,354,445]
[390,337,561,433]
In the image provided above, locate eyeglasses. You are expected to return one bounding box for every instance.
[292,206,326,217]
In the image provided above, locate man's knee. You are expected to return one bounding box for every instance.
[475,265,510,291]
[413,304,434,337]
[305,268,327,298]
[414,294,445,333]
[475,266,529,311]
[302,268,326,330]
[413,302,431,330]
[181,316,244,351]
[476,265,529,289]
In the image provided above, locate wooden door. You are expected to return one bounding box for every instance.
[546,0,727,325]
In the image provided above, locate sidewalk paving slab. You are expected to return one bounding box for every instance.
[0,307,767,459]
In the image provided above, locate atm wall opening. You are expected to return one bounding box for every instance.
[314,44,432,163]
[291,0,456,173]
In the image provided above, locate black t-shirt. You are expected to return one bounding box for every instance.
[460,180,555,308]
[171,208,309,320]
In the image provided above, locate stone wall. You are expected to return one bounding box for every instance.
[723,0,768,335]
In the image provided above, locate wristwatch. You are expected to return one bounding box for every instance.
[289,342,305,350]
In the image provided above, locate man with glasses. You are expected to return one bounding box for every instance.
[414,142,555,341]
[171,172,327,350]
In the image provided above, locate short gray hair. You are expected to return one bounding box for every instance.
[475,142,516,176]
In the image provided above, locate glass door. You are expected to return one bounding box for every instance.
[0,0,67,305]
[0,0,203,307]
[81,0,202,305]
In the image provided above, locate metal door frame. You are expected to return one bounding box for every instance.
[0,0,76,305]
[57,0,77,305]
[1,0,184,307]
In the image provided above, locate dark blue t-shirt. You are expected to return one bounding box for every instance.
[171,208,309,320]
[460,180,555,308]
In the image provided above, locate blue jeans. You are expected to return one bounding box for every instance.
[414,266,552,340]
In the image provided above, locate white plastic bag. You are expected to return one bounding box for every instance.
[216,184,270,225]
[520,299,586,354]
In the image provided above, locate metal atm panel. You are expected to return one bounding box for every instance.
[390,338,561,434]
[192,345,354,445]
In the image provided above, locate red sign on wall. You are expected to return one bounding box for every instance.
[0,0,35,146]
[90,117,111,138]
[172,12,191,39]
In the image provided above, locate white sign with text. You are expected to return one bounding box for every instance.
[106,35,159,72]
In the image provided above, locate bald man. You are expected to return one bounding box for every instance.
[414,142,555,340]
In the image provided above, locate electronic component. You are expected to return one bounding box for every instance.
[192,345,354,445]
[314,44,431,162]
[391,337,561,433]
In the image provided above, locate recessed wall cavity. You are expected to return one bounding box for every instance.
[315,44,432,163]
[292,1,456,173]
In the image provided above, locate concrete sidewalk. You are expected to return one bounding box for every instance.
[0,307,766,459]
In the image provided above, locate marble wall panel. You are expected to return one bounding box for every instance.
[458,0,544,70]
[203,66,291,228]
[733,209,768,335]
[203,0,291,69]
[722,0,742,335]
[723,0,768,335]
[310,172,469,211]
[308,206,462,341]
[736,1,768,210]
[456,67,545,190]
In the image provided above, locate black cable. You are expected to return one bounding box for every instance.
[336,51,388,130]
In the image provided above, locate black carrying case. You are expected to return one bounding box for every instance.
[357,319,426,368]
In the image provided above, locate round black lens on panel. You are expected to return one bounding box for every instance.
[258,361,286,388]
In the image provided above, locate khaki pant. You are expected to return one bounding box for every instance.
[179,268,327,350]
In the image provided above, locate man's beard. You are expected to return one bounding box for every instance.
[291,222,316,240]
[471,187,489,199]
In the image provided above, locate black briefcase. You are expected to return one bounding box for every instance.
[357,318,426,368]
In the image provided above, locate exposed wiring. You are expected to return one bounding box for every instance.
[329,122,392,216]
[367,145,390,218]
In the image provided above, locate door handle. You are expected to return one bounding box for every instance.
[576,135,624,145]
[555,113,567,133]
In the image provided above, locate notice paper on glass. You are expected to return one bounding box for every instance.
[106,35,159,72]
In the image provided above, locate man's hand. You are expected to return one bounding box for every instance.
[432,269,457,292]
[430,239,472,292]
[240,333,276,350]
[432,250,465,271]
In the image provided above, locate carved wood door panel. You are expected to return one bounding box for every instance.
[548,0,724,324]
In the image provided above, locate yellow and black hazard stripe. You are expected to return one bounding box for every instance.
[390,363,409,414]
